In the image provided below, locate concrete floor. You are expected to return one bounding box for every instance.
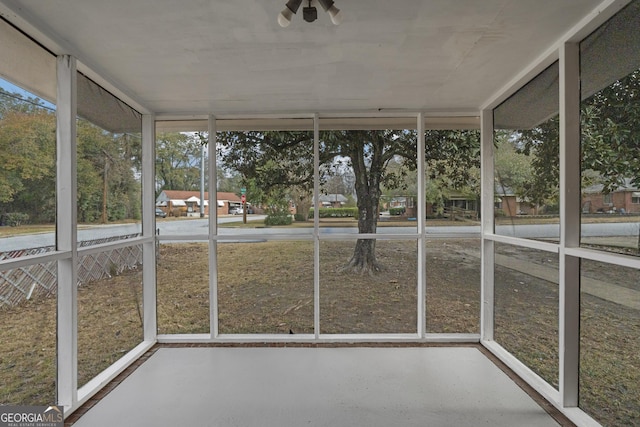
[70,347,561,427]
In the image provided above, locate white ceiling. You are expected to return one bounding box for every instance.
[0,0,606,117]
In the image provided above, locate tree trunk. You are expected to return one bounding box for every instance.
[341,139,383,274]
[341,238,381,275]
[293,190,312,221]
[341,194,382,274]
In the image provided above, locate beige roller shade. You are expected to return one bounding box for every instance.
[0,18,56,103]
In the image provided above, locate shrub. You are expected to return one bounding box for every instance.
[294,213,307,222]
[308,207,359,219]
[4,212,30,227]
[265,213,293,226]
[389,207,406,216]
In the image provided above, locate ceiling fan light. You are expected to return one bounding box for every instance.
[317,0,342,25]
[303,5,318,23]
[327,5,342,25]
[278,9,293,27]
[278,0,303,27]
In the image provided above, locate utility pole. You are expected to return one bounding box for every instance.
[102,150,113,224]
[200,143,205,218]
[241,187,247,224]
[102,157,108,223]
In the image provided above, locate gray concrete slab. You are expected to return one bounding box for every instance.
[71,347,559,427]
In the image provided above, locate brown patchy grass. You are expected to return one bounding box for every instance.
[580,294,640,426]
[0,239,638,427]
[319,240,419,334]
[0,297,56,405]
[157,243,210,334]
[77,269,144,387]
[218,240,314,334]
[0,268,144,404]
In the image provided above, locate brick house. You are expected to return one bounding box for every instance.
[156,190,242,216]
[582,179,640,214]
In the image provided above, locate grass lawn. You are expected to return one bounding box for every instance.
[0,239,637,426]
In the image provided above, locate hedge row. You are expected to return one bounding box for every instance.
[308,207,359,219]
[265,213,293,226]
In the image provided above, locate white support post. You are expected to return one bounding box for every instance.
[209,115,219,338]
[142,114,157,342]
[480,109,495,342]
[417,113,426,338]
[56,55,78,411]
[313,113,320,339]
[559,42,581,408]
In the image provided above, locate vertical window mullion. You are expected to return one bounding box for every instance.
[480,109,495,342]
[142,114,157,342]
[209,115,219,338]
[56,54,78,411]
[558,41,581,408]
[313,113,320,338]
[417,113,426,338]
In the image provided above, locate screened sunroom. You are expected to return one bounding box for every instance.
[0,1,638,426]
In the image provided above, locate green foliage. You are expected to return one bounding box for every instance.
[240,178,268,209]
[0,108,55,204]
[419,131,481,215]
[216,130,314,221]
[518,69,640,202]
[216,167,243,194]
[216,130,314,190]
[0,95,57,223]
[424,130,481,190]
[389,207,406,216]
[264,212,293,226]
[76,120,141,223]
[495,131,534,194]
[155,132,205,192]
[216,128,480,242]
[308,207,359,218]
[3,212,29,226]
[294,213,307,222]
[0,87,142,225]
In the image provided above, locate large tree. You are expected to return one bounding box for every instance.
[217,129,479,274]
[424,130,481,216]
[322,130,417,273]
[155,132,205,192]
[0,89,56,223]
[1,87,142,224]
[518,69,640,202]
[76,120,141,223]
[217,131,314,219]
[0,109,55,210]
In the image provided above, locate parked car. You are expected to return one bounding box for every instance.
[155,208,167,218]
[230,206,253,215]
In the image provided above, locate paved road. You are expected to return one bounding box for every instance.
[1,218,639,252]
[0,216,254,251]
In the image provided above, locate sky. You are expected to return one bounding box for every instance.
[0,76,56,110]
